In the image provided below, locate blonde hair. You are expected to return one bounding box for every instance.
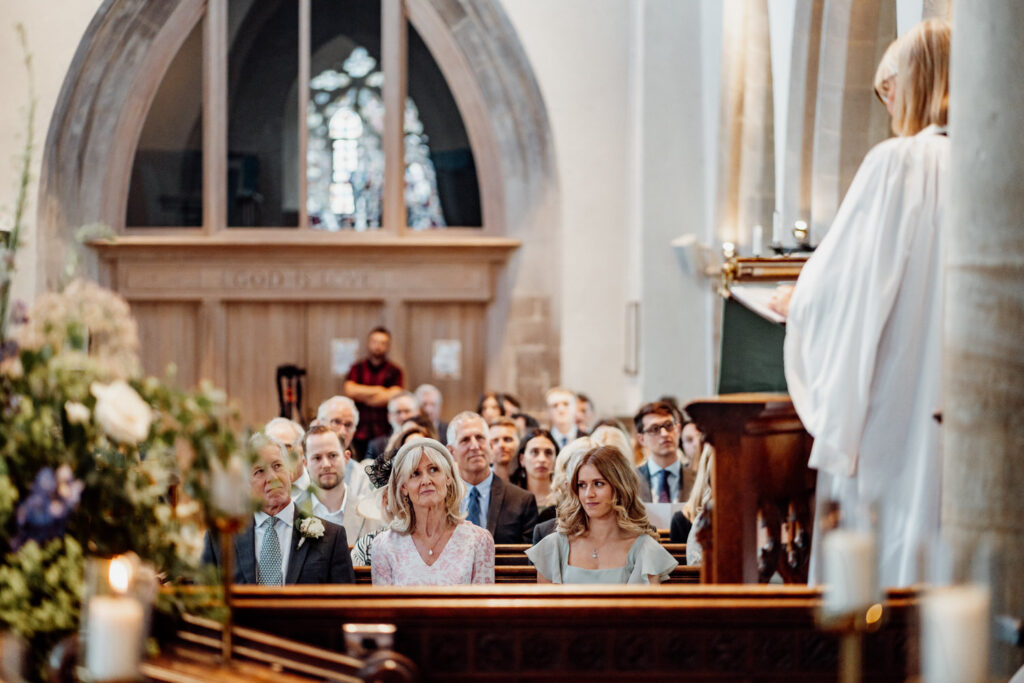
[589,424,633,464]
[386,438,465,533]
[873,38,900,105]
[682,442,715,522]
[891,19,950,136]
[551,436,596,506]
[557,446,657,541]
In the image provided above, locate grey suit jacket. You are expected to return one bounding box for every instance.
[635,460,695,504]
[201,507,355,584]
[485,475,539,544]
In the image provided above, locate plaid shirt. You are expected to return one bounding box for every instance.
[346,358,404,441]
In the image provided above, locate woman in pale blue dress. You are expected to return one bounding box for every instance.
[526,445,677,584]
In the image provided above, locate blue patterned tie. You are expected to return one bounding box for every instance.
[258,517,283,586]
[467,486,482,527]
[657,469,671,503]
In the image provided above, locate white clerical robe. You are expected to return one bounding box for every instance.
[785,125,948,587]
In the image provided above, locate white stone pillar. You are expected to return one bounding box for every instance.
[945,2,1024,675]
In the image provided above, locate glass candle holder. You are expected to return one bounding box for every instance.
[80,553,156,682]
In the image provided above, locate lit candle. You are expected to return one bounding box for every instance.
[921,585,990,683]
[86,597,144,680]
[85,557,145,681]
[752,225,764,257]
[822,529,876,615]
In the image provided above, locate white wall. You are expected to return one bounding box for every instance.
[0,0,103,305]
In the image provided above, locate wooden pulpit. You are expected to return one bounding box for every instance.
[685,394,815,584]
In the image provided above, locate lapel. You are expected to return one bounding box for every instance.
[285,507,310,585]
[235,520,257,584]
[486,476,505,534]
[636,463,653,501]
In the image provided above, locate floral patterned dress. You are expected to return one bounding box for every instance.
[370,521,495,585]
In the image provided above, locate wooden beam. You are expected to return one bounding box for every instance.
[381,0,408,233]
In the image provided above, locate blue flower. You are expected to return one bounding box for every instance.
[11,465,84,551]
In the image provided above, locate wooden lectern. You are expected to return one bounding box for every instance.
[685,394,815,584]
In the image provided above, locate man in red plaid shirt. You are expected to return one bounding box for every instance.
[344,327,404,459]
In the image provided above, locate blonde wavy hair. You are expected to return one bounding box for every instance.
[557,446,657,541]
[385,437,465,534]
[681,442,714,522]
[891,19,950,136]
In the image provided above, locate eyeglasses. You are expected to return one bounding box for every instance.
[640,422,677,436]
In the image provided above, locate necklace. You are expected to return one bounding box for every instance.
[591,547,598,560]
[418,526,449,558]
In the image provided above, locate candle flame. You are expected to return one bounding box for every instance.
[109,556,132,593]
[865,603,884,624]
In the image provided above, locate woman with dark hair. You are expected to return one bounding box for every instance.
[512,429,558,521]
[476,391,505,424]
[526,445,677,584]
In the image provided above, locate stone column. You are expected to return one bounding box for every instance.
[945,3,1024,676]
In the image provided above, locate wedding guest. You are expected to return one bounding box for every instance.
[531,436,595,543]
[526,445,676,584]
[371,438,495,585]
[512,429,558,521]
[512,412,540,437]
[448,412,538,543]
[575,392,598,434]
[501,393,521,417]
[303,425,381,545]
[316,396,373,504]
[634,401,695,503]
[546,387,581,447]
[352,425,433,567]
[476,391,505,424]
[201,433,354,584]
[414,383,448,445]
[265,417,310,500]
[487,416,520,481]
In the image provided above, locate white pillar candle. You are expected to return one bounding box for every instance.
[85,596,144,681]
[752,225,764,256]
[822,529,876,615]
[771,210,782,245]
[921,585,990,683]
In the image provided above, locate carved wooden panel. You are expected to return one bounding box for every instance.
[404,302,486,416]
[225,303,307,423]
[131,301,201,389]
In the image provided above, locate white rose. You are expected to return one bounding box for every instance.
[64,401,91,425]
[210,454,251,519]
[90,380,153,444]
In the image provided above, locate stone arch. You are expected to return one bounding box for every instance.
[36,0,558,286]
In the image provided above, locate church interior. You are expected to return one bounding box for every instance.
[0,0,1022,680]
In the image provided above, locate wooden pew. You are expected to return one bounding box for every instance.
[353,564,701,584]
[493,543,689,567]
[228,584,918,681]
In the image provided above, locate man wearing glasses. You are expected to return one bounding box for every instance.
[633,401,695,503]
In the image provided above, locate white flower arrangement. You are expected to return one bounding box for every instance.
[90,380,153,444]
[297,517,325,548]
[64,401,91,425]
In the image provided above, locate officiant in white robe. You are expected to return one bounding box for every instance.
[783,20,951,588]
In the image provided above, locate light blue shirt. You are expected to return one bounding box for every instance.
[460,471,494,526]
[645,459,682,502]
[253,501,295,580]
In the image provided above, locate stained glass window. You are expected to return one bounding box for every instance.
[307,46,446,231]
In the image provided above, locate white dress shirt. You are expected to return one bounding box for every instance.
[310,490,347,530]
[460,471,494,526]
[550,426,578,449]
[291,468,311,500]
[253,501,294,581]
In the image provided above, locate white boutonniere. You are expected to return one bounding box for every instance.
[297,516,325,548]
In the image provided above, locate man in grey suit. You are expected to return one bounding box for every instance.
[448,411,538,544]
[633,401,695,504]
[201,433,355,585]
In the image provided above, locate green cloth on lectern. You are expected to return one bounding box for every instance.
[717,297,789,394]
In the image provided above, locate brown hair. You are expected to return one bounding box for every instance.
[556,445,656,541]
[891,19,950,136]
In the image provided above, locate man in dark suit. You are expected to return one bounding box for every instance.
[634,401,695,503]
[415,383,448,445]
[201,433,355,585]
[448,411,538,544]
